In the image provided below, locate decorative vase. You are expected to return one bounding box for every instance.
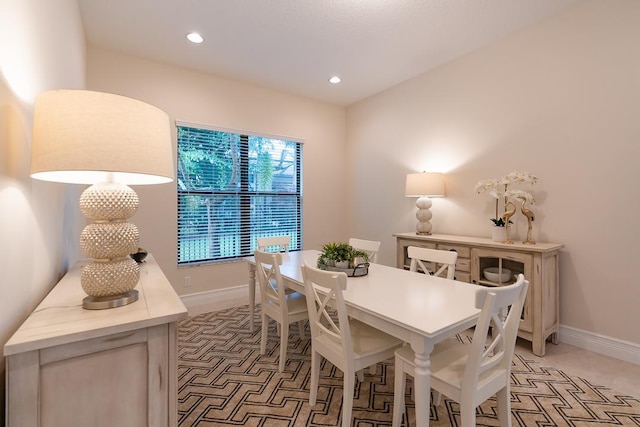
[491,226,508,243]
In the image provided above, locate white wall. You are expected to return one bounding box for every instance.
[86,47,347,296]
[346,0,640,344]
[0,0,86,417]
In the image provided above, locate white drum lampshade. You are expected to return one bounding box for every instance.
[31,89,174,309]
[405,172,445,235]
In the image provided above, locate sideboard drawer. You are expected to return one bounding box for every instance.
[436,244,470,259]
[455,257,471,272]
[454,271,471,283]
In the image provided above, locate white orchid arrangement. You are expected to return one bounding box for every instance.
[475,171,538,226]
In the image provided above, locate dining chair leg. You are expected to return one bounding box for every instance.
[297,320,305,339]
[342,372,355,427]
[279,323,289,372]
[496,386,512,427]
[309,351,320,405]
[357,370,365,382]
[460,399,476,427]
[433,390,442,406]
[260,314,268,355]
[249,268,256,333]
[392,357,407,427]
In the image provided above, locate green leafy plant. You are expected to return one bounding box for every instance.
[317,242,369,268]
[490,218,512,227]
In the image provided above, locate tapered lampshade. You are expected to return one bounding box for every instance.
[405,172,445,198]
[31,90,174,185]
[405,172,445,235]
[31,89,174,309]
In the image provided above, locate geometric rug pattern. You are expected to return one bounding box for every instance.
[178,305,640,426]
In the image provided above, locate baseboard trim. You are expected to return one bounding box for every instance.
[559,325,640,366]
[181,286,639,366]
[180,284,259,317]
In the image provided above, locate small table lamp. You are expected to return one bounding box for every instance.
[405,172,445,235]
[31,89,174,309]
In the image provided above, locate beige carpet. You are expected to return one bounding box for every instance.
[178,305,640,426]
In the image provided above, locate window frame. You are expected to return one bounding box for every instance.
[176,121,303,265]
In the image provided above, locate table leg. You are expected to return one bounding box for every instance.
[248,264,256,333]
[411,340,434,427]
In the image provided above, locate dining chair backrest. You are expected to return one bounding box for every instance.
[465,274,529,387]
[257,235,290,253]
[301,262,352,362]
[254,249,287,310]
[348,238,381,263]
[407,245,458,280]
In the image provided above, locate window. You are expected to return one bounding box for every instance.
[177,124,302,264]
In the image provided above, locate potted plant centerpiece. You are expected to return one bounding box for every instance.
[317,242,370,276]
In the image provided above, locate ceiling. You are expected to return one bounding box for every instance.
[78,0,583,106]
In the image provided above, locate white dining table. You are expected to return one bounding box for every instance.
[246,249,482,427]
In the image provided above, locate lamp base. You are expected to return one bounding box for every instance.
[414,195,433,235]
[83,290,139,310]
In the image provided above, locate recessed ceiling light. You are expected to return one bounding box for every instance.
[186,32,204,44]
[329,76,342,84]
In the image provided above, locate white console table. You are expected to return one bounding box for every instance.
[4,255,188,427]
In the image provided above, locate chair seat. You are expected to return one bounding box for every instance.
[396,341,465,386]
[264,290,307,316]
[316,319,402,361]
[350,320,403,357]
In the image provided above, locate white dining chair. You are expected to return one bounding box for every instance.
[392,274,529,427]
[255,249,308,372]
[251,236,293,336]
[407,245,458,279]
[348,237,381,263]
[301,262,402,427]
[257,235,291,253]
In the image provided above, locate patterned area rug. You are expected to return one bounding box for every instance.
[178,305,640,426]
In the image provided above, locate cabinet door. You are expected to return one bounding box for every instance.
[8,325,171,427]
[471,248,534,333]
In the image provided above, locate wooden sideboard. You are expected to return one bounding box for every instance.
[393,232,563,357]
[4,255,188,427]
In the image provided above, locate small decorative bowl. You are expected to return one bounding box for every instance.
[130,248,148,263]
[483,267,511,283]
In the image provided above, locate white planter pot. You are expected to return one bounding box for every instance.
[491,226,508,243]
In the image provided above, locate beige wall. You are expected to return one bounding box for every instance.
[87,47,347,296]
[346,0,640,344]
[0,0,86,417]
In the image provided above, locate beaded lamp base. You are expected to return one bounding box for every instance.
[79,181,141,309]
[414,195,433,235]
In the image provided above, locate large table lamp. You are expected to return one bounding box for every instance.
[405,172,445,235]
[31,89,174,309]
